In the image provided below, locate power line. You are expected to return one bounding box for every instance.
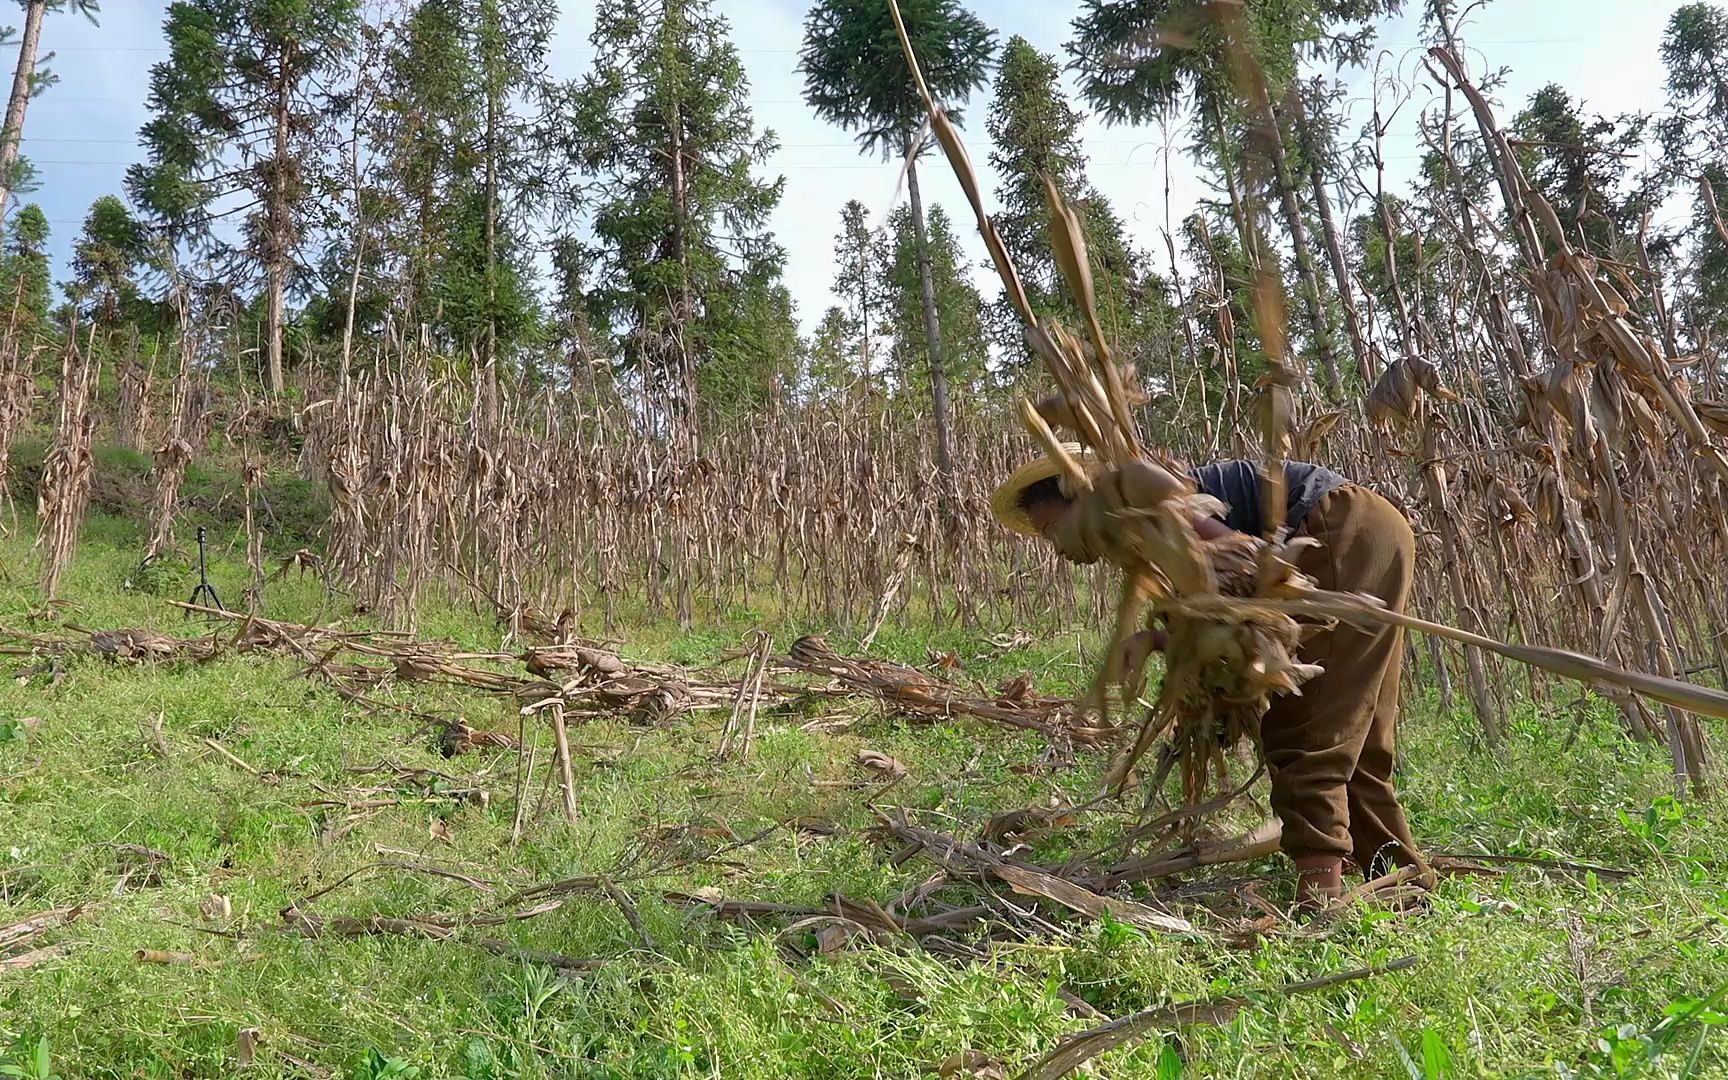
[25,37,1599,54]
[22,154,1436,170]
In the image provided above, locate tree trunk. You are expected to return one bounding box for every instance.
[904,156,955,479]
[1290,86,1373,385]
[482,4,501,407]
[341,92,365,390]
[0,1,44,228]
[859,279,872,389]
[1264,103,1340,400]
[667,74,697,439]
[1208,103,1253,270]
[265,52,291,395]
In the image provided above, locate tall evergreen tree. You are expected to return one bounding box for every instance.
[127,0,361,393]
[831,199,884,385]
[800,0,994,478]
[362,0,551,370]
[65,195,146,328]
[1660,3,1728,340]
[0,2,101,225]
[802,304,858,402]
[880,204,990,400]
[473,0,557,376]
[0,202,49,334]
[985,35,1144,372]
[1068,0,1403,399]
[1513,84,1658,257]
[575,0,789,429]
[371,0,474,332]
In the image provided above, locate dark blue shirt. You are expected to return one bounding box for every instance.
[1190,459,1348,537]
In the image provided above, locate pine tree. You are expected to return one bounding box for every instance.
[1513,84,1657,257]
[576,0,789,430]
[363,0,553,372]
[0,202,50,334]
[1660,3,1728,340]
[800,0,994,477]
[127,0,361,394]
[831,199,883,385]
[880,204,990,401]
[985,35,1144,374]
[0,2,101,225]
[473,0,557,377]
[65,194,145,328]
[802,305,858,403]
[1069,0,1403,400]
[371,0,476,332]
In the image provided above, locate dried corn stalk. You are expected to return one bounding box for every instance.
[37,334,98,598]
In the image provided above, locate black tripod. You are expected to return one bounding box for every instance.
[187,525,225,613]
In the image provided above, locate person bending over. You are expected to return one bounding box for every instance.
[992,453,1425,906]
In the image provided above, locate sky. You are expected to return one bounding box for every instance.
[22,0,1700,335]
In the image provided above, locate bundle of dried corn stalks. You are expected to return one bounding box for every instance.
[784,634,1109,744]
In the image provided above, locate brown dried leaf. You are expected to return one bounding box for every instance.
[854,750,907,780]
[1694,398,1728,439]
[991,864,1195,935]
[1366,359,1418,427]
[1292,408,1346,459]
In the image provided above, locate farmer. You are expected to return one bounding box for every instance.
[991,451,1425,907]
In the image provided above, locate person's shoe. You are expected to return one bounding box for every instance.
[1293,854,1345,910]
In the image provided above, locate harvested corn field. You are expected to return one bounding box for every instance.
[7,0,1728,1076]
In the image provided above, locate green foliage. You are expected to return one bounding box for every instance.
[351,1050,421,1080]
[64,195,148,328]
[1512,84,1661,258]
[1070,0,1400,127]
[128,0,360,246]
[984,36,1156,377]
[1660,3,1728,166]
[801,304,860,402]
[701,270,801,413]
[428,183,544,361]
[831,199,885,382]
[127,0,360,388]
[125,552,192,598]
[0,204,49,334]
[369,0,482,328]
[799,0,995,161]
[880,204,990,398]
[0,1038,58,1080]
[574,0,790,422]
[1660,5,1728,342]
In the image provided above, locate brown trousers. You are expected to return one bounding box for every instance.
[1261,484,1422,874]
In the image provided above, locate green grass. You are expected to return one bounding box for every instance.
[2,520,1727,1079]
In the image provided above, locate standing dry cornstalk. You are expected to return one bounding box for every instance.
[1431,46,1717,792]
[115,328,153,452]
[37,332,98,599]
[241,455,266,614]
[143,335,196,566]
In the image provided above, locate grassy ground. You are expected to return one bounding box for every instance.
[2,519,1726,1079]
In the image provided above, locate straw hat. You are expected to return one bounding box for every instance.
[990,443,1101,537]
